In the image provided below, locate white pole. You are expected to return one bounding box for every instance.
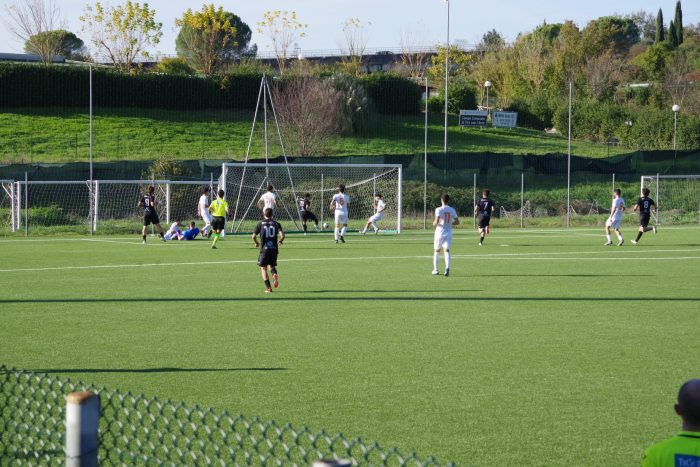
[612,173,615,194]
[443,0,449,155]
[397,166,403,234]
[320,173,324,228]
[656,173,660,224]
[93,180,99,232]
[65,391,100,467]
[566,81,572,228]
[424,77,428,230]
[89,66,93,183]
[10,182,15,232]
[24,172,28,236]
[263,77,269,179]
[166,183,171,225]
[520,172,524,229]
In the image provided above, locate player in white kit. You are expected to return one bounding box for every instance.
[257,185,278,215]
[605,188,625,246]
[360,193,386,234]
[198,186,212,238]
[330,184,350,243]
[433,194,460,277]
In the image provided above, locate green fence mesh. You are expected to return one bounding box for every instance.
[0,365,453,465]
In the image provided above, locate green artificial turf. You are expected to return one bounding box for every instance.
[1,226,699,465]
[0,108,629,163]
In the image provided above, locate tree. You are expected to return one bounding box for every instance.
[656,9,665,43]
[399,24,430,78]
[626,10,656,41]
[582,16,640,57]
[155,57,195,75]
[426,44,473,84]
[24,30,86,60]
[256,10,307,76]
[478,29,506,52]
[664,50,693,107]
[669,20,679,47]
[4,0,65,65]
[674,1,683,45]
[633,42,673,81]
[272,78,342,156]
[551,21,585,89]
[338,18,370,77]
[80,1,162,72]
[175,5,239,76]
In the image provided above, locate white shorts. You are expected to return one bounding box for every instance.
[202,210,212,224]
[334,211,348,225]
[434,231,452,250]
[369,212,384,223]
[606,217,622,229]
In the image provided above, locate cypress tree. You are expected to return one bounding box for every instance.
[669,19,678,47]
[675,1,683,45]
[655,9,665,43]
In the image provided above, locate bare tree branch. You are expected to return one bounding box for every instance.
[4,0,65,64]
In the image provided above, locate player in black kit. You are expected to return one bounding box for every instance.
[632,187,657,245]
[474,189,495,246]
[139,185,165,244]
[297,193,319,234]
[252,208,285,293]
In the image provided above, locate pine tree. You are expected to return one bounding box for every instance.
[655,9,665,43]
[669,19,678,47]
[674,1,683,45]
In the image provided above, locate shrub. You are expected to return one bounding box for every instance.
[357,73,420,115]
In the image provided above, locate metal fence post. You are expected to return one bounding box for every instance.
[472,173,477,230]
[65,391,100,467]
[520,172,524,229]
[24,172,28,237]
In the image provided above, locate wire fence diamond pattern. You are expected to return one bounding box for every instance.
[0,365,453,465]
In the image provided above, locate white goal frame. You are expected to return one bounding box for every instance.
[641,174,700,225]
[220,163,403,233]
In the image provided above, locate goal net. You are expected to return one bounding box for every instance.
[1,180,15,233]
[641,175,700,225]
[220,163,402,233]
[15,181,93,234]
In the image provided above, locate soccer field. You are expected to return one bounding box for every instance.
[1,227,699,465]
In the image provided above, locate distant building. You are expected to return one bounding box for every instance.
[0,53,65,64]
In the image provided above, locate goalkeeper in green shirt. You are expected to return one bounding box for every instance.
[642,379,700,466]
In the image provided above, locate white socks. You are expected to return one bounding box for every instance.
[606,234,612,242]
[370,222,377,232]
[617,234,623,241]
[445,252,451,269]
[334,227,339,240]
[340,226,347,236]
[433,252,439,270]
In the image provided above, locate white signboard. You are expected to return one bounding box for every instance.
[492,111,518,128]
[459,110,488,127]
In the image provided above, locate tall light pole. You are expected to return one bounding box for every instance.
[484,80,492,122]
[625,120,633,149]
[443,0,450,154]
[672,104,680,151]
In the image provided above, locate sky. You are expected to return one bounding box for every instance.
[1,0,699,56]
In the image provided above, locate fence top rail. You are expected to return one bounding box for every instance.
[222,163,402,170]
[16,180,90,185]
[641,175,700,180]
[0,179,14,183]
[97,180,212,185]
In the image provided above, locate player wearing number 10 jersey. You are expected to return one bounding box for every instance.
[252,208,285,293]
[433,194,460,277]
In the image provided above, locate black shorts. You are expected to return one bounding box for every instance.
[257,248,278,267]
[478,216,491,229]
[639,213,651,228]
[211,216,225,231]
[301,211,317,222]
[143,211,160,226]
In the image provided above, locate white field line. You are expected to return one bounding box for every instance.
[1,249,700,274]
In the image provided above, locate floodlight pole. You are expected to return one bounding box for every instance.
[566,81,572,228]
[424,77,428,229]
[443,0,449,155]
[672,104,680,154]
[89,65,93,182]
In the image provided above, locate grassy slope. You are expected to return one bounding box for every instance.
[1,228,699,465]
[0,108,629,163]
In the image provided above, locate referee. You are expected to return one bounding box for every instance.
[208,189,230,249]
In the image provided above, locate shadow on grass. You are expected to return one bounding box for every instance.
[15,367,287,374]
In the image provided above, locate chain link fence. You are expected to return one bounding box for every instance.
[0,365,452,465]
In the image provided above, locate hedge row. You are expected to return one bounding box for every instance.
[0,64,421,115]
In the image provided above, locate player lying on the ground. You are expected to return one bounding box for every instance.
[474,189,495,246]
[139,185,165,244]
[164,220,183,241]
[252,208,285,293]
[181,222,200,240]
[632,187,657,245]
[330,184,350,244]
[360,193,385,235]
[208,189,230,249]
[297,192,319,234]
[605,188,625,246]
[433,194,460,277]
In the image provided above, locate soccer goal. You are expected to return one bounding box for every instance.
[1,180,15,233]
[220,163,402,233]
[14,181,94,234]
[641,175,700,225]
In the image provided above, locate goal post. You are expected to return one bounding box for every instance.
[1,180,15,233]
[641,174,700,225]
[220,163,403,233]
